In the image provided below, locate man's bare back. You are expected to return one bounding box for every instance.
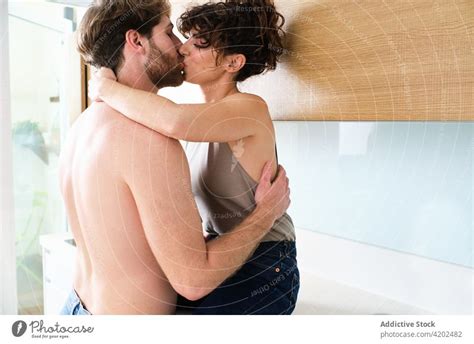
[59,103,176,314]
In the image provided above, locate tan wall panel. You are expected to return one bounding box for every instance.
[171,0,473,121]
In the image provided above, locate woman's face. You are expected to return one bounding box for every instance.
[178,31,226,85]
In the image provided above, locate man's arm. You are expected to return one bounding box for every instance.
[123,129,289,301]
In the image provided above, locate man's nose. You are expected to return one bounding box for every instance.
[171,34,183,54]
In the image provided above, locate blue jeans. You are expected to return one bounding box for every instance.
[60,289,92,315]
[177,241,300,315]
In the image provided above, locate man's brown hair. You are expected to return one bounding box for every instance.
[78,0,171,71]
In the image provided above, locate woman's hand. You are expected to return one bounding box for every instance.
[88,67,117,102]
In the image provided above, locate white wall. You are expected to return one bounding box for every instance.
[274,121,473,314]
[274,121,472,268]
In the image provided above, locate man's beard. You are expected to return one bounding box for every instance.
[145,41,184,88]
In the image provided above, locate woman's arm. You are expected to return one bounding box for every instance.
[90,76,270,143]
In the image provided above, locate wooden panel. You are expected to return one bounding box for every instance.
[171,0,474,121]
[80,57,88,113]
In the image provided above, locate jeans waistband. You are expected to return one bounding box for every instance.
[252,241,297,258]
[64,289,91,315]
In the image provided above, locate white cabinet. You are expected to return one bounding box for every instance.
[40,233,76,315]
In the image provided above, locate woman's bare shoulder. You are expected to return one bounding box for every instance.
[227,92,267,104]
[225,92,270,118]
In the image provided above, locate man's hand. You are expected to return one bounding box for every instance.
[255,161,291,222]
[88,67,117,102]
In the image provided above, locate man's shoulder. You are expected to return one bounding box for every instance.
[86,103,177,146]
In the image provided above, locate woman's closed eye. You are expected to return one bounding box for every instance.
[194,38,209,49]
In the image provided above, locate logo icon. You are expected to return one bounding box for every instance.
[12,320,27,337]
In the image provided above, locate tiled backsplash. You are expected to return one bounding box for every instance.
[274,121,472,268]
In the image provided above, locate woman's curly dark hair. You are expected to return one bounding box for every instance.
[178,0,286,82]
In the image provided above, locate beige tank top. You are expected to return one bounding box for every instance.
[184,141,296,242]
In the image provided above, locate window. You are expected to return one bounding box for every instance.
[6,1,83,315]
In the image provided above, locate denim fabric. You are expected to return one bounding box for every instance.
[60,289,92,315]
[177,241,300,315]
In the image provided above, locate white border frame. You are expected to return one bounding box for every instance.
[0,0,18,315]
[296,228,473,314]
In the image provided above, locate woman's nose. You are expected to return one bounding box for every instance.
[179,41,190,56]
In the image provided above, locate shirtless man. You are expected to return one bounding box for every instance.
[58,0,290,315]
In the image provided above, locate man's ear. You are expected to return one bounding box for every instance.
[222,54,246,74]
[124,29,145,54]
